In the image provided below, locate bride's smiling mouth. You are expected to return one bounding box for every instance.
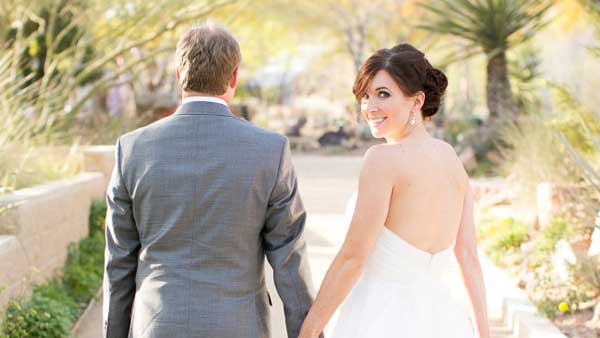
[368,117,387,128]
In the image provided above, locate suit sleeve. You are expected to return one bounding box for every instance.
[103,137,140,338]
[263,138,317,338]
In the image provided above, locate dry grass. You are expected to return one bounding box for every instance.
[0,143,83,192]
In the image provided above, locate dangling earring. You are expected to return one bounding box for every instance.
[409,111,417,126]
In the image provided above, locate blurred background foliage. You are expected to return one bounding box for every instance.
[0,0,597,193]
[0,0,597,196]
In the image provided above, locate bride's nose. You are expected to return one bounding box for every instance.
[361,99,378,114]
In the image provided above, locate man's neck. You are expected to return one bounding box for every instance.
[182,91,230,105]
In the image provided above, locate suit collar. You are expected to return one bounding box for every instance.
[174,101,235,117]
[182,96,228,106]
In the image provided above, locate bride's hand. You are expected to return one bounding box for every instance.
[296,308,324,338]
[297,330,319,338]
[297,321,320,338]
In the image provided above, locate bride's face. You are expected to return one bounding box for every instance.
[361,70,416,140]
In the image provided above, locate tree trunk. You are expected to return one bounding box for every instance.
[486,52,517,123]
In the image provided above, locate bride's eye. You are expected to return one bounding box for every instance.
[378,91,390,98]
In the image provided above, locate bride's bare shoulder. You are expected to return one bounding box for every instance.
[360,143,406,177]
[429,138,460,160]
[431,138,469,186]
[430,137,455,153]
[362,143,396,164]
[363,143,405,162]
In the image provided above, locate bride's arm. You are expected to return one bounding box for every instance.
[454,182,490,338]
[297,146,394,338]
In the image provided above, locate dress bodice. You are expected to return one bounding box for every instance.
[363,227,455,285]
[330,195,475,338]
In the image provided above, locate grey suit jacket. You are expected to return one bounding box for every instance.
[103,101,316,338]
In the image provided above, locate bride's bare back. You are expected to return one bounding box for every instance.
[383,137,468,254]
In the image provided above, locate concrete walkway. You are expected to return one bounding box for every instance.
[74,155,513,338]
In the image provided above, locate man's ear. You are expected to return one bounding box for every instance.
[229,67,238,89]
[176,68,181,82]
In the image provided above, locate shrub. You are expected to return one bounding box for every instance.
[477,217,530,266]
[479,217,530,250]
[88,200,107,237]
[1,199,106,338]
[540,218,571,251]
[30,281,79,320]
[1,290,75,338]
[532,274,587,320]
[498,115,580,208]
[62,234,105,305]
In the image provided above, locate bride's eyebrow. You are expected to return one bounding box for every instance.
[375,86,390,91]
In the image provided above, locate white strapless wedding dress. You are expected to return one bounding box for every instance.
[328,225,476,338]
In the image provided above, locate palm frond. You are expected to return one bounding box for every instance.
[418,0,554,61]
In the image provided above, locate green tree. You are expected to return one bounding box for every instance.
[260,0,429,76]
[5,0,101,88]
[418,0,553,123]
[0,0,236,144]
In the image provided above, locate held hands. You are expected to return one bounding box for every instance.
[297,314,323,338]
[297,328,321,338]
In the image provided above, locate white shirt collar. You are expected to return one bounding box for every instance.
[182,96,228,107]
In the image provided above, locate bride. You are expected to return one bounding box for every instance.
[297,44,490,338]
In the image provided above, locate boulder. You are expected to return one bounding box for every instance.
[318,126,351,146]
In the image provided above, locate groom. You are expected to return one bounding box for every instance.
[103,22,317,338]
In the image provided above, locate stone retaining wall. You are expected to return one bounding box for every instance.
[0,171,107,309]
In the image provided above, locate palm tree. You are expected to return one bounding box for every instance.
[418,0,553,123]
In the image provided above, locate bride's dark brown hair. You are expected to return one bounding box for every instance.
[353,43,448,119]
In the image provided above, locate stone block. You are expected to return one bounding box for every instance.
[0,173,105,311]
